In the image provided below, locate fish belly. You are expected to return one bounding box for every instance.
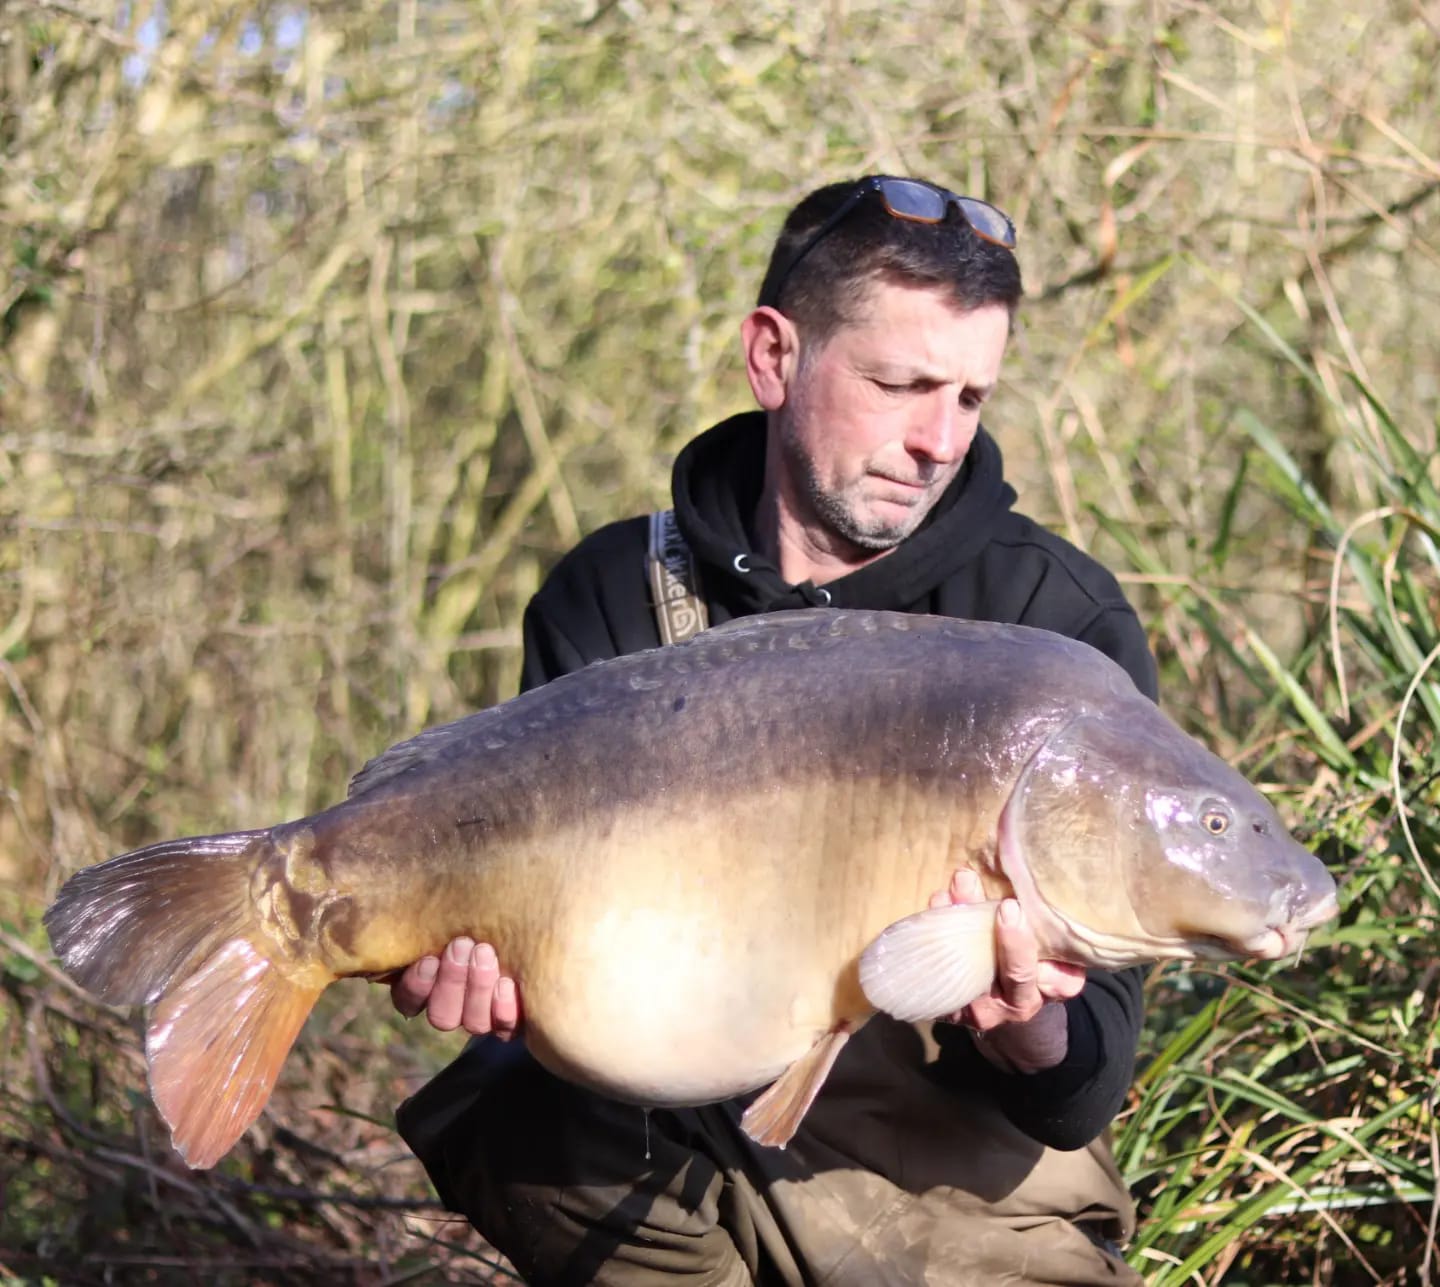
[524,905,830,1105]
[503,780,967,1107]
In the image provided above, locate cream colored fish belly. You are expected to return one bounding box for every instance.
[515,775,972,1107]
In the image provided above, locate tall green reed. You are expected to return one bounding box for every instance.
[1103,294,1439,1283]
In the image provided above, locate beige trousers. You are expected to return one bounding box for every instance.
[398,1016,1141,1286]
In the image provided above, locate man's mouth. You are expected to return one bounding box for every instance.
[870,474,934,497]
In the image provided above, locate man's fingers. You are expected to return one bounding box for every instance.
[931,867,984,910]
[456,942,522,1038]
[422,937,476,1032]
[994,900,1042,1014]
[1036,959,1088,1000]
[492,976,521,1040]
[390,955,439,1018]
[950,868,984,904]
[936,892,1089,1032]
[945,902,1088,1066]
[458,942,501,1035]
[391,937,522,1037]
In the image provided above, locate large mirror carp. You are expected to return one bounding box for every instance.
[45,609,1338,1168]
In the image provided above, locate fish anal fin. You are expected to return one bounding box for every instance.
[858,901,1000,1023]
[740,1023,852,1149]
[147,938,328,1169]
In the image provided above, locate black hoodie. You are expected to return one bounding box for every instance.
[516,409,1156,1151]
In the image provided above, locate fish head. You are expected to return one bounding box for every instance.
[1000,711,1339,967]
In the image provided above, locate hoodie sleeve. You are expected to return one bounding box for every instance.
[517,517,660,693]
[930,967,1145,1152]
[519,595,601,692]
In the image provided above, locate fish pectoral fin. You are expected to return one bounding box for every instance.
[146,938,328,1169]
[858,901,1000,1023]
[740,1023,852,1149]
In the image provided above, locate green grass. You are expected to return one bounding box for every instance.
[1108,324,1440,1284]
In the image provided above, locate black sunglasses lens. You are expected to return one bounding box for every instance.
[956,198,1014,247]
[763,179,1015,308]
[878,181,1015,246]
[878,179,949,222]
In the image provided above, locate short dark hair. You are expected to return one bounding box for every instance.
[755,177,1023,342]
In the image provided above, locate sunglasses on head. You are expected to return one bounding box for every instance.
[759,176,1017,311]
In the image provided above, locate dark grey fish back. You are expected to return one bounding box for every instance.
[345,611,1142,820]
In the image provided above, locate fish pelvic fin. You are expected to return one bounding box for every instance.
[741,1022,853,1149]
[44,829,335,1168]
[148,938,327,1168]
[858,901,1000,1023]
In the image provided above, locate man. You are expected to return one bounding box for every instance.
[392,176,1157,1285]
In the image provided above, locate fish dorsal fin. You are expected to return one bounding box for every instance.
[858,902,1000,1023]
[346,612,849,800]
[701,607,842,637]
[346,717,483,799]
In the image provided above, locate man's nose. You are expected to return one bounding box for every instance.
[906,395,960,464]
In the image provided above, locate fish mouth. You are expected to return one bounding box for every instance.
[1295,890,1340,930]
[1237,893,1340,961]
[1238,928,1296,960]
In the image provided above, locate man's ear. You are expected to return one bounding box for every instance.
[741,307,801,411]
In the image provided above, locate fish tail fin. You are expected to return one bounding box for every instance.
[44,831,329,1167]
[148,938,326,1167]
[45,830,270,1005]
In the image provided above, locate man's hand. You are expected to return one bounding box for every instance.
[933,870,1086,1074]
[388,938,522,1039]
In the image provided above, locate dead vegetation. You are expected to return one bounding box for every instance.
[3,1,1439,1281]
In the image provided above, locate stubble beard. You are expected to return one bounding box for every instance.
[811,478,927,551]
[785,443,934,553]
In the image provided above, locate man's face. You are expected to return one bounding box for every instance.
[774,282,1010,553]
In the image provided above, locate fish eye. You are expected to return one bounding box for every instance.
[1201,808,1231,836]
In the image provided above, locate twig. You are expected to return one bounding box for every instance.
[1236,1145,1385,1282]
[1391,641,1440,903]
[22,992,266,1247]
[1192,968,1402,1063]
[27,0,137,49]
[491,254,582,548]
[1424,1070,1440,1287]
[216,1178,448,1212]
[0,927,107,1007]
[1327,506,1404,722]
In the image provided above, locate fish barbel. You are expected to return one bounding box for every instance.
[44,609,1338,1168]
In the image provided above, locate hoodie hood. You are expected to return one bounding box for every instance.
[671,411,1018,617]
